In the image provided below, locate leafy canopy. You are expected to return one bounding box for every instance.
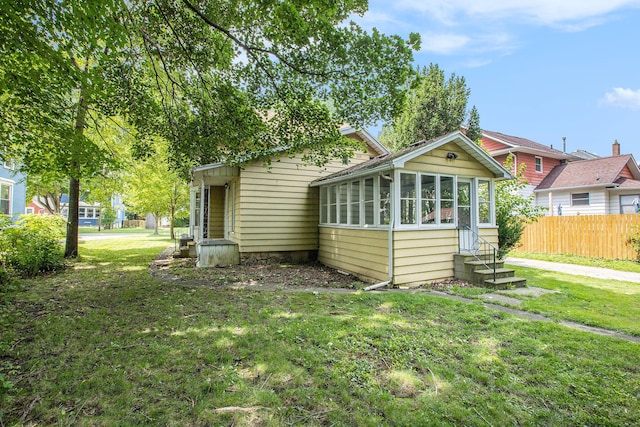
[380,63,470,151]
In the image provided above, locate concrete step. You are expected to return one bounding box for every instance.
[484,276,527,289]
[473,268,516,281]
[464,259,505,269]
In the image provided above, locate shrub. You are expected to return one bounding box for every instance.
[626,226,640,262]
[0,214,66,277]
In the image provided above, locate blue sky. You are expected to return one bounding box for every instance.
[355,0,640,158]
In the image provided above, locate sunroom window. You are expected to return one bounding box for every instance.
[478,180,491,224]
[363,178,374,225]
[379,176,391,225]
[440,176,455,224]
[400,173,416,225]
[329,185,337,223]
[350,181,360,225]
[421,175,436,224]
[339,183,348,225]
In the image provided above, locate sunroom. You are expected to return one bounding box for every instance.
[310,131,512,286]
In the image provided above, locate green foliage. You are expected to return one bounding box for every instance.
[380,63,471,151]
[626,226,640,262]
[465,105,482,142]
[0,214,66,277]
[496,156,544,257]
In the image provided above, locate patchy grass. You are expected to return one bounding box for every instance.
[1,237,639,426]
[509,251,640,273]
[507,265,640,336]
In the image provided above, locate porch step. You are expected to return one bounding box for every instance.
[473,268,516,282]
[483,276,527,289]
[465,259,505,269]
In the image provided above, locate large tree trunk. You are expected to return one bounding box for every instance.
[64,69,88,258]
[65,176,80,258]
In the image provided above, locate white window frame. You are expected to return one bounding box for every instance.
[535,156,543,173]
[571,192,590,206]
[0,180,12,216]
[477,179,494,225]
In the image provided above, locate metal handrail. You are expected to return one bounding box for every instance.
[458,226,498,282]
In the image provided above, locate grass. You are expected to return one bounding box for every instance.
[509,250,640,273]
[1,237,639,426]
[78,226,189,237]
[505,265,640,336]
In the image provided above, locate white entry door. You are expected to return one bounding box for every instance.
[457,179,478,252]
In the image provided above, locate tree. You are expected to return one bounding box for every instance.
[380,64,470,151]
[495,156,544,257]
[465,105,482,143]
[27,172,69,215]
[1,0,419,257]
[124,140,189,239]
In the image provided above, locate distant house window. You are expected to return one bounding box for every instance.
[26,207,34,214]
[0,182,11,215]
[571,192,590,206]
[535,156,543,173]
[3,161,14,170]
[620,195,640,214]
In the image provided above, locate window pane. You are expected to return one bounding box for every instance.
[0,184,9,199]
[441,200,454,223]
[421,175,436,224]
[0,200,8,215]
[339,183,348,224]
[320,187,327,224]
[478,180,491,224]
[400,173,416,225]
[350,181,360,225]
[440,176,454,224]
[364,178,374,225]
[379,177,391,225]
[329,185,337,223]
[571,192,589,206]
[79,207,86,217]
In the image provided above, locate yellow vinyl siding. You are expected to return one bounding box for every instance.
[479,227,499,247]
[208,186,225,238]
[393,229,458,285]
[319,227,389,283]
[238,150,371,253]
[404,142,494,178]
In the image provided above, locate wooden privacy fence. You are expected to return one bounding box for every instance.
[518,214,640,260]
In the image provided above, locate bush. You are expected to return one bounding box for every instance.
[626,226,640,262]
[0,214,66,277]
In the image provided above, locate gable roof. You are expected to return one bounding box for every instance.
[535,154,640,191]
[192,125,388,174]
[482,130,575,160]
[310,131,512,187]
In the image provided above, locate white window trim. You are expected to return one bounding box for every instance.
[0,180,13,216]
[477,179,494,226]
[535,156,543,173]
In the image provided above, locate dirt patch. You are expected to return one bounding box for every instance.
[150,248,364,289]
[425,278,475,292]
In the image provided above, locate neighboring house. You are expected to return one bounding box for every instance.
[26,197,53,215]
[0,160,26,221]
[59,194,126,227]
[535,141,640,216]
[480,130,575,197]
[190,129,512,286]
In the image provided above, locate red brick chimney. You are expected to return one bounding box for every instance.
[612,139,620,156]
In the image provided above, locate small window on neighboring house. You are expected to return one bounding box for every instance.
[3,161,14,170]
[535,156,543,173]
[571,192,590,206]
[620,195,640,214]
[26,207,34,214]
[0,182,11,215]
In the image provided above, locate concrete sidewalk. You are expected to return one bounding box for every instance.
[506,257,640,283]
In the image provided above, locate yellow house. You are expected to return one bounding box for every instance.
[189,130,512,286]
[189,126,387,267]
[311,131,512,286]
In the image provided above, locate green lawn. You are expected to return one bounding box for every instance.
[506,265,640,336]
[1,238,639,426]
[509,250,640,273]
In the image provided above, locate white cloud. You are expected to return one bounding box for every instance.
[601,88,640,109]
[421,32,470,54]
[419,31,515,57]
[396,0,640,27]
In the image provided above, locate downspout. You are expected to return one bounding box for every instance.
[364,172,394,291]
